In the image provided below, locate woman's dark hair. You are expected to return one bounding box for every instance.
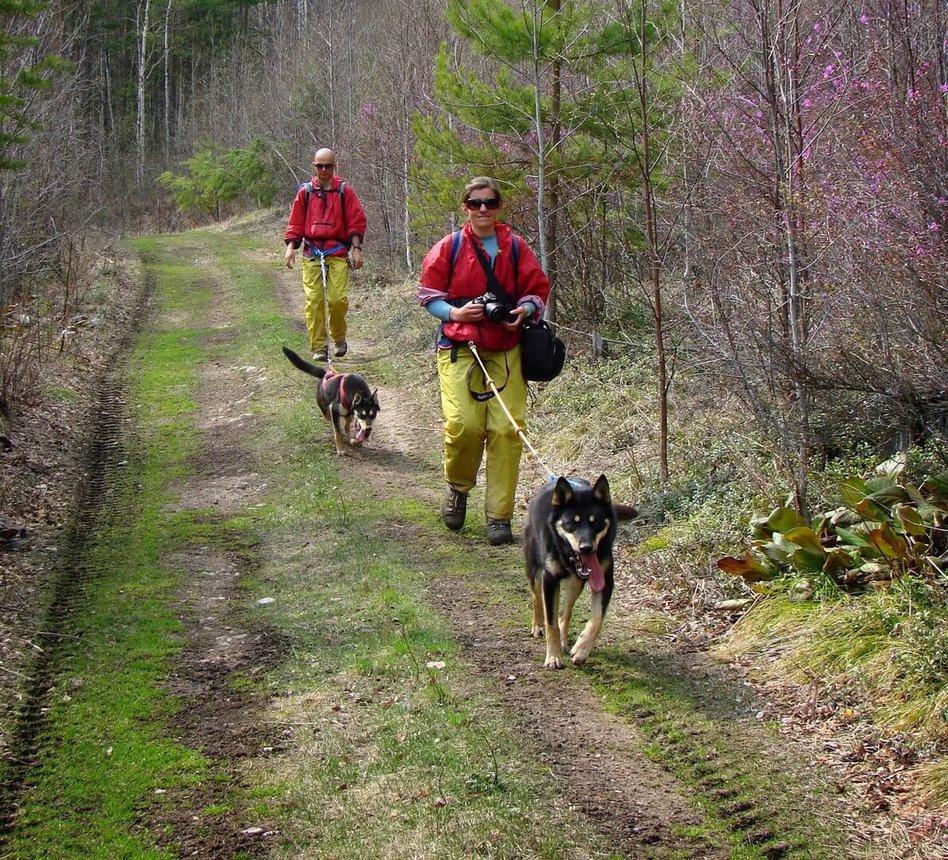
[461,177,502,207]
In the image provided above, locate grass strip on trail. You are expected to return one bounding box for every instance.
[1,240,210,859]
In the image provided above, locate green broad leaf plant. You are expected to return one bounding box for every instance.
[718,461,948,595]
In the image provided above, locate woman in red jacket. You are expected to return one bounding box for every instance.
[418,177,551,545]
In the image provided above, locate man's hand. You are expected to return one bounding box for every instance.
[349,247,363,271]
[284,244,296,270]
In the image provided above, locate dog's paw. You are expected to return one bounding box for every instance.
[543,654,565,670]
[530,625,543,639]
[570,639,592,665]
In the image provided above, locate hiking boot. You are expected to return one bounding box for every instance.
[334,340,348,357]
[441,486,467,531]
[486,518,513,546]
[312,347,328,362]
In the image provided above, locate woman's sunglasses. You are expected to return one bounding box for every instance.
[464,197,500,210]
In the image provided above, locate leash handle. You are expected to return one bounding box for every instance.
[467,341,556,481]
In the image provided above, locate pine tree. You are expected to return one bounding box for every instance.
[0,0,71,171]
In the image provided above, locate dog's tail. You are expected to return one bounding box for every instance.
[614,502,638,521]
[282,346,326,379]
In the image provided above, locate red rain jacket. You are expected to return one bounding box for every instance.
[284,175,367,257]
[419,222,550,352]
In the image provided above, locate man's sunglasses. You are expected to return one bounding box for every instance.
[465,197,500,210]
[314,162,335,169]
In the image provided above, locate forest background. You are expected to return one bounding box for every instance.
[0,0,946,839]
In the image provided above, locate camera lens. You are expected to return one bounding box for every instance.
[484,302,510,323]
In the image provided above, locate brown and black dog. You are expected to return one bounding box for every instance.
[282,346,380,456]
[523,475,637,669]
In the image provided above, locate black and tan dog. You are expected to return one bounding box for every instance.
[282,346,380,456]
[524,475,636,669]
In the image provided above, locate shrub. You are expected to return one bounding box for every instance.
[718,457,948,593]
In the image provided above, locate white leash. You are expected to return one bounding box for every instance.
[467,340,557,481]
[315,250,335,371]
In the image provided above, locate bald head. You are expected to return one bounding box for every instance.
[312,148,336,187]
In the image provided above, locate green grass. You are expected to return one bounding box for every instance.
[3,236,212,859]
[717,585,948,742]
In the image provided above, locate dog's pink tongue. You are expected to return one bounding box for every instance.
[353,426,367,445]
[583,554,605,592]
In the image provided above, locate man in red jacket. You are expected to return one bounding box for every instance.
[284,148,367,360]
[418,177,551,545]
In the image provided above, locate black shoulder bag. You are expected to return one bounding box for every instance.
[471,241,566,383]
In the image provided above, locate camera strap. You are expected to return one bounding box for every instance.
[466,349,509,402]
[471,240,514,307]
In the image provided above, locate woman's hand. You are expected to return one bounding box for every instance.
[450,301,486,323]
[503,305,530,332]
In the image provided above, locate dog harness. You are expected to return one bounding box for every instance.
[320,370,350,411]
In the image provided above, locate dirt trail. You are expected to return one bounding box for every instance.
[2,237,920,859]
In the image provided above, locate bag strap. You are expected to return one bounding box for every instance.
[446,229,518,293]
[471,240,514,307]
[446,229,463,290]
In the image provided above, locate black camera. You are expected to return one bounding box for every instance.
[472,292,515,324]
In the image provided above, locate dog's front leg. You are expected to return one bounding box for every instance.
[541,572,564,669]
[558,574,585,652]
[331,411,348,456]
[570,569,613,665]
[528,571,544,638]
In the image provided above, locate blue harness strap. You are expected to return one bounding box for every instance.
[303,239,347,260]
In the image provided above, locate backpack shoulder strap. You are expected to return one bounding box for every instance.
[337,180,347,240]
[446,229,463,290]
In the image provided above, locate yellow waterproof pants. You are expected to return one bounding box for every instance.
[301,255,349,352]
[437,344,526,521]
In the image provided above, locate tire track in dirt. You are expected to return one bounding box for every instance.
[0,265,152,836]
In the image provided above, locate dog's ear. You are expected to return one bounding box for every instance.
[372,388,380,407]
[593,474,612,504]
[552,476,574,507]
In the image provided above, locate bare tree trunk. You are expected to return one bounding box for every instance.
[402,127,413,271]
[545,0,561,322]
[636,0,669,484]
[529,1,548,274]
[760,0,810,515]
[327,0,337,146]
[162,0,172,161]
[136,0,152,182]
